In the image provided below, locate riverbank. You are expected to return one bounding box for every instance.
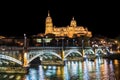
[0,67,27,74]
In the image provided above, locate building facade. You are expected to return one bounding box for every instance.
[45,11,92,38]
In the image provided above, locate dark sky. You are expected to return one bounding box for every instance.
[0,1,120,38]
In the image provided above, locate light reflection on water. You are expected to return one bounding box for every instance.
[0,58,120,80]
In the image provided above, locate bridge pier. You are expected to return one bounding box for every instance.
[61,49,66,65]
[61,50,64,61]
[23,34,29,67]
[23,51,29,67]
[82,49,85,57]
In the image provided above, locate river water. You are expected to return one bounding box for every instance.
[0,58,120,80]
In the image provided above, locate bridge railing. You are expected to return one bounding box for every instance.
[27,46,62,50]
[0,46,23,51]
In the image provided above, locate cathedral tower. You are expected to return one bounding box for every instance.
[70,17,77,27]
[45,11,53,34]
[68,17,77,38]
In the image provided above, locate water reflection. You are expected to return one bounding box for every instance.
[0,74,25,80]
[0,59,120,80]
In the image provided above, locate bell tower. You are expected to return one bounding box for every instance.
[68,17,77,38]
[45,11,53,34]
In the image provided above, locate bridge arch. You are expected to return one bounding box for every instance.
[0,54,22,65]
[28,51,62,63]
[105,47,110,54]
[96,48,110,55]
[84,49,94,54]
[64,50,82,60]
[95,49,104,54]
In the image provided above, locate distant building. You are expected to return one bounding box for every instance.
[45,11,92,38]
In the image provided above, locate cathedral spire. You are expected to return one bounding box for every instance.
[48,10,50,17]
[72,16,74,20]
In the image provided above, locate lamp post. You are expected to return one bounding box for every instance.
[62,38,64,48]
[24,33,27,50]
[73,39,75,46]
[82,39,84,49]
[67,40,68,46]
[45,36,48,46]
[57,39,58,46]
[82,39,84,57]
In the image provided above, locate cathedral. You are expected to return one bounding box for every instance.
[45,11,92,38]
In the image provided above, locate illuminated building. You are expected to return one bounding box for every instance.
[45,11,92,38]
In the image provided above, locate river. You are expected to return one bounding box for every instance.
[0,58,120,80]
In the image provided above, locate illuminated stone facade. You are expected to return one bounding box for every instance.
[45,11,92,38]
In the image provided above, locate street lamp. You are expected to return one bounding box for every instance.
[57,39,58,46]
[62,38,64,48]
[67,40,69,46]
[82,39,84,49]
[45,36,48,46]
[24,33,27,50]
[73,39,75,46]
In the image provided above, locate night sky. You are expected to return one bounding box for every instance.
[0,1,119,38]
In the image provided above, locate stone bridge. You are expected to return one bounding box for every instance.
[0,46,112,67]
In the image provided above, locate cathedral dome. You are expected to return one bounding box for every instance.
[70,17,77,27]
